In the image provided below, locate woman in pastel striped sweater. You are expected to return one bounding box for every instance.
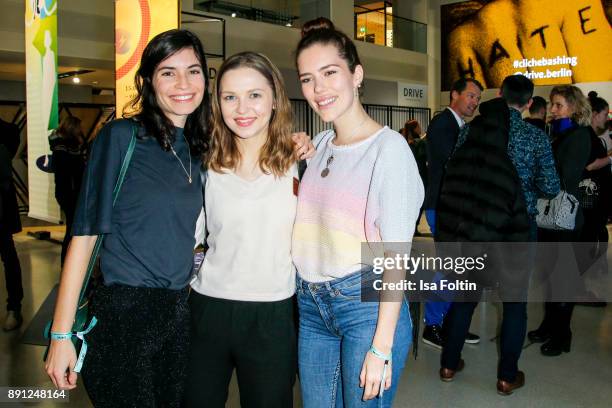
[292,18,424,407]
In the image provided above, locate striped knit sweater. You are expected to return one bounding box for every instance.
[292,126,424,282]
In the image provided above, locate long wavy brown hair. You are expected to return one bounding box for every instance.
[207,52,294,177]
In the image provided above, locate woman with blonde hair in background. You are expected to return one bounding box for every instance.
[529,85,592,356]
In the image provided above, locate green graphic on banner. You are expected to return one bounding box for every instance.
[27,0,58,131]
[26,0,60,222]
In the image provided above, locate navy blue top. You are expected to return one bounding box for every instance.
[72,119,203,289]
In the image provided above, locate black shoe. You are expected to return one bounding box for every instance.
[527,327,551,343]
[422,324,444,349]
[3,311,23,332]
[464,332,480,344]
[541,334,571,356]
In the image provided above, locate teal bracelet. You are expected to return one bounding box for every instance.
[50,331,73,341]
[48,317,98,373]
[369,346,392,398]
[369,345,392,361]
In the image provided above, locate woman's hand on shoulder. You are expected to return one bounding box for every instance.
[292,132,316,160]
[45,340,79,390]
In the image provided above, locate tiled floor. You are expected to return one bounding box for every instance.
[1,223,611,407]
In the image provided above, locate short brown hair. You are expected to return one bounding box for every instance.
[403,119,420,139]
[57,115,84,145]
[207,52,294,177]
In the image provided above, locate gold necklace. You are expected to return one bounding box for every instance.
[321,116,368,178]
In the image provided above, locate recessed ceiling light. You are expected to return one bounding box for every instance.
[286,22,292,27]
[231,12,236,17]
[72,77,80,84]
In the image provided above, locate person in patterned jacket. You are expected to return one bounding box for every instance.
[439,75,560,396]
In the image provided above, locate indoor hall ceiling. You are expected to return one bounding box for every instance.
[0,62,115,90]
[0,51,115,89]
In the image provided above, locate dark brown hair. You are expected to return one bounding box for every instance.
[295,17,361,73]
[57,116,84,146]
[588,91,609,114]
[403,119,421,140]
[124,29,210,155]
[449,77,483,103]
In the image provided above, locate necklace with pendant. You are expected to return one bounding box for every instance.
[321,117,368,178]
[169,133,192,184]
[320,154,334,177]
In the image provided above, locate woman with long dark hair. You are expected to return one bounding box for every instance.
[292,18,423,407]
[50,115,86,265]
[529,85,591,356]
[45,29,210,406]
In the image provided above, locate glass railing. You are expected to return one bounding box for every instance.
[354,5,426,53]
[194,0,331,28]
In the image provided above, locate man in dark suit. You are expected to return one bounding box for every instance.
[422,78,483,349]
[0,118,23,331]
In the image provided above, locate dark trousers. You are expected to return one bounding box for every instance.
[81,285,190,408]
[59,201,76,266]
[184,293,297,408]
[538,302,574,339]
[441,298,527,382]
[0,227,23,312]
[537,227,581,342]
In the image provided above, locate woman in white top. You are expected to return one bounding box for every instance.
[184,51,311,408]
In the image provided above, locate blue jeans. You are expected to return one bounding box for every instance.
[423,209,451,326]
[297,269,412,408]
[423,286,451,326]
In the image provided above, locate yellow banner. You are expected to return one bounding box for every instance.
[441,0,612,90]
[115,0,180,116]
[25,0,60,222]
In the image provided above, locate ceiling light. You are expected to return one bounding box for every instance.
[72,77,80,84]
[231,12,236,17]
[286,22,292,27]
